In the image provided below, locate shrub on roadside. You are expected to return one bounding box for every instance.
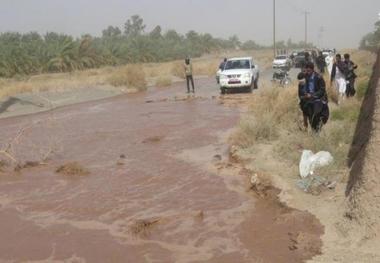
[171,62,185,79]
[193,61,219,76]
[155,76,172,87]
[108,64,147,91]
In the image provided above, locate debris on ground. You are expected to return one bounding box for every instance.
[250,173,276,198]
[297,175,327,195]
[142,136,164,144]
[56,162,90,176]
[130,218,161,237]
[299,150,334,178]
[0,160,8,172]
[117,154,126,166]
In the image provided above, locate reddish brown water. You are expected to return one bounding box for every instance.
[0,78,322,262]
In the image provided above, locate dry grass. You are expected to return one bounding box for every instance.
[193,60,219,76]
[0,49,274,100]
[171,61,185,79]
[230,83,298,148]
[155,76,172,87]
[231,90,357,170]
[231,58,371,170]
[107,64,147,91]
[56,162,90,176]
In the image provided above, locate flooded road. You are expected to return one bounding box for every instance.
[0,78,322,262]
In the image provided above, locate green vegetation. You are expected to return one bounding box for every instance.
[0,15,314,79]
[356,79,369,99]
[360,21,380,52]
[0,15,245,78]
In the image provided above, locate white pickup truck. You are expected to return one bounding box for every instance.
[218,57,260,94]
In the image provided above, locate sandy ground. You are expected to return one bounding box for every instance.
[228,54,380,262]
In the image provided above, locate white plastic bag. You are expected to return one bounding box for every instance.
[299,150,334,178]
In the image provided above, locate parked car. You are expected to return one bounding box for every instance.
[294,51,309,68]
[272,55,292,69]
[218,57,260,94]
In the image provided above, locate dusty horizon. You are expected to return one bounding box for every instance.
[1,0,380,49]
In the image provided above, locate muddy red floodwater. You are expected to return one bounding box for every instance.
[0,78,322,262]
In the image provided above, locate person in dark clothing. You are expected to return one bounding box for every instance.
[184,58,195,93]
[219,58,227,71]
[301,52,312,69]
[298,69,309,130]
[316,52,326,74]
[298,62,329,132]
[344,53,358,97]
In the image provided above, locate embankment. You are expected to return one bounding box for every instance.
[346,49,380,235]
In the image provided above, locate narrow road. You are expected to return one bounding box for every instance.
[0,76,320,262]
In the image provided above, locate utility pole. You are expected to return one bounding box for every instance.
[304,11,310,49]
[318,26,324,49]
[273,0,276,57]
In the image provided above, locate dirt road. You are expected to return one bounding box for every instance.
[0,77,322,262]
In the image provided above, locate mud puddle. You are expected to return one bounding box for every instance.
[0,78,322,262]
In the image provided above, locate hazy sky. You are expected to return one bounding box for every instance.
[1,0,380,48]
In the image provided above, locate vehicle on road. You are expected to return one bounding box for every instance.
[294,51,309,68]
[218,57,259,94]
[272,55,292,69]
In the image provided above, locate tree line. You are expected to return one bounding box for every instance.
[0,15,311,78]
[360,20,380,52]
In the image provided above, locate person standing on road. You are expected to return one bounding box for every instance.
[325,52,334,76]
[316,52,326,74]
[344,53,358,97]
[331,54,348,104]
[184,58,195,93]
[219,58,227,71]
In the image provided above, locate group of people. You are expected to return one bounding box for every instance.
[330,53,358,103]
[298,51,358,133]
[184,50,358,134]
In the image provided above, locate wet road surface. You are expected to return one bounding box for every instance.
[0,77,322,262]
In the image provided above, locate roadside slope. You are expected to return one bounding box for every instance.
[346,49,380,240]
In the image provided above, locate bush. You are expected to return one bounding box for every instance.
[231,114,278,148]
[171,62,185,79]
[155,76,172,87]
[193,61,219,76]
[108,64,147,91]
[230,85,298,148]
